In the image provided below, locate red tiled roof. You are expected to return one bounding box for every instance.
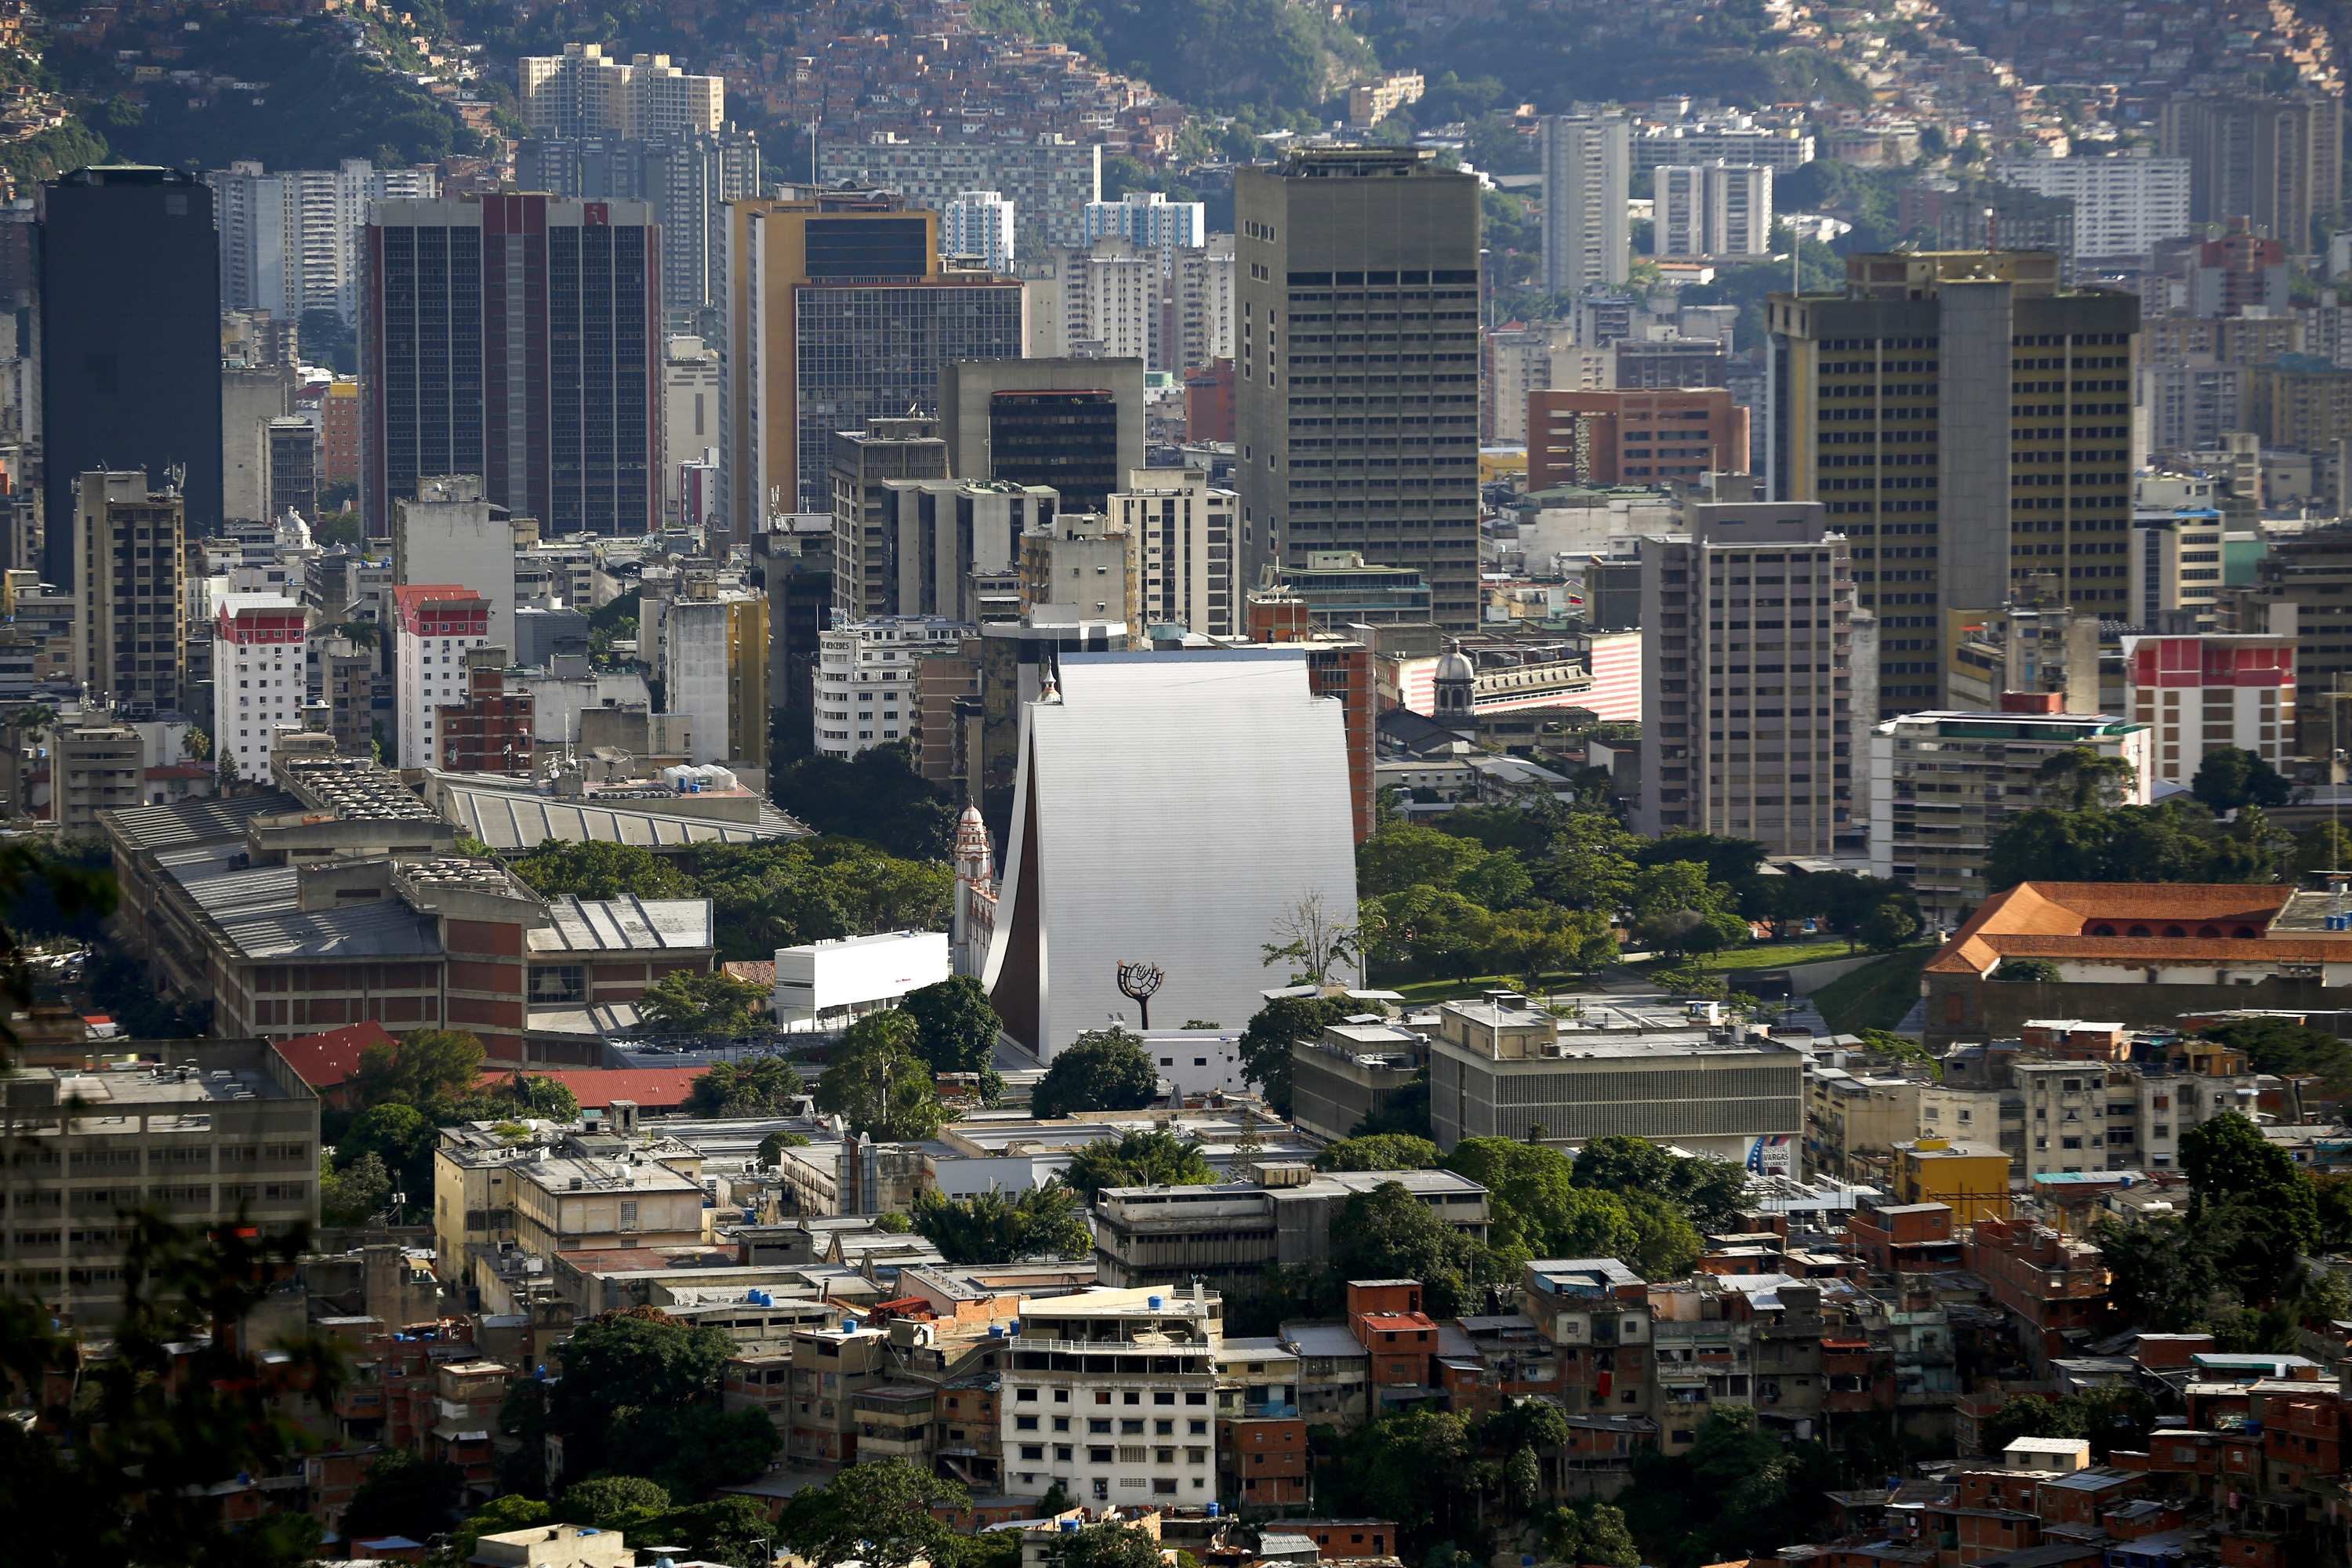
[1929,881,2304,976]
[274,1021,396,1087]
[474,1066,705,1110]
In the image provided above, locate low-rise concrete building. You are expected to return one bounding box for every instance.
[1093,1167,1490,1293]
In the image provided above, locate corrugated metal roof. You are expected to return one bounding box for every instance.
[526,894,713,953]
[103,790,299,851]
[433,777,808,851]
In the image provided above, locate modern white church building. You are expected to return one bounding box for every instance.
[982,648,1359,1058]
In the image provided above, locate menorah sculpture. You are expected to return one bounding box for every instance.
[1116,960,1164,1031]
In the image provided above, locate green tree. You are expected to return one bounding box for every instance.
[814,1011,949,1140]
[909,1182,1092,1263]
[510,840,692,901]
[1264,889,1365,982]
[1061,1127,1219,1199]
[902,974,1002,1073]
[642,1497,778,1568]
[444,1070,582,1126]
[319,1150,392,1226]
[1992,957,2063,982]
[2191,745,2293,813]
[1857,898,1923,953]
[777,1458,971,1568]
[688,1056,808,1118]
[2037,746,2136,809]
[1237,993,1349,1115]
[756,1131,811,1167]
[1628,861,1749,959]
[637,970,771,1034]
[1365,885,1498,976]
[0,1213,343,1568]
[554,1475,670,1529]
[1030,1025,1157,1119]
[543,1310,778,1496]
[1316,1134,1441,1172]
[348,1027,486,1112]
[338,1102,436,1218]
[2181,1113,2319,1253]
[1532,813,1641,913]
[1330,1181,1484,1316]
[770,742,959,862]
[1573,1135,1750,1232]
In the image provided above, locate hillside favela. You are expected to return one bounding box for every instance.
[26,1,2352,1566]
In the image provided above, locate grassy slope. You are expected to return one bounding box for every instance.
[1809,947,1936,1036]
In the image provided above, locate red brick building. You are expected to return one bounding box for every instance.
[437,652,536,774]
[1966,1215,2107,1364]
[1526,387,1749,491]
[1185,358,1234,443]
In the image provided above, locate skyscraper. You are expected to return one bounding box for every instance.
[1768,250,2140,714]
[1234,147,1483,630]
[1635,500,1858,856]
[361,193,662,537]
[940,358,1146,514]
[1084,191,1206,249]
[519,44,723,140]
[724,194,1024,539]
[41,167,221,586]
[72,470,186,715]
[1653,162,1773,260]
[1541,112,1632,297]
[208,158,441,325]
[2161,91,2343,249]
[516,130,760,328]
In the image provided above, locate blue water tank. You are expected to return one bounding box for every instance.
[1206,1503,1220,1519]
[1148,1294,1163,1309]
[842,1319,858,1332]
[989,1325,1005,1338]
[1061,1521,1080,1533]
[1008,1319,1022,1334]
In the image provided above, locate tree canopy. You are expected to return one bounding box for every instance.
[777,1458,971,1568]
[1316,1133,1442,1172]
[1061,1127,1219,1199]
[813,1011,951,1141]
[910,1182,1092,1264]
[1031,1026,1159,1119]
[902,975,1003,1073]
[637,971,771,1034]
[688,1056,808,1118]
[1237,993,1352,1116]
[1330,1181,1485,1316]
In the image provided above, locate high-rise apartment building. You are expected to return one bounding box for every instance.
[208,159,441,325]
[519,44,723,140]
[2130,503,2229,627]
[394,584,491,769]
[663,334,723,523]
[1767,250,2140,714]
[1870,696,2153,926]
[1234,147,1483,630]
[516,130,760,325]
[361,194,662,538]
[42,167,221,587]
[1653,163,1772,260]
[1633,119,1816,172]
[943,190,1017,274]
[1085,191,1207,249]
[1112,466,1238,637]
[940,358,1145,514]
[817,133,1101,256]
[814,615,966,760]
[1020,510,1140,628]
[874,478,1058,622]
[394,476,515,658]
[1171,235,1238,376]
[1541,112,1632,296]
[2230,522,2352,752]
[724,194,1023,535]
[1029,238,1160,363]
[2122,633,2295,789]
[2161,92,2344,248]
[829,418,951,623]
[1000,1289,1221,1507]
[214,591,307,785]
[1986,152,2193,261]
[72,470,185,714]
[662,586,769,768]
[1635,501,1858,855]
[266,417,318,524]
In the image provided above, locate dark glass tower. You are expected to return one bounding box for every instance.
[40,166,223,586]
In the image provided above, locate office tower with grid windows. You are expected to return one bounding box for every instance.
[1767,251,2140,715]
[1540,112,1631,297]
[71,470,186,715]
[724,194,1024,540]
[361,194,662,538]
[1233,147,1483,631]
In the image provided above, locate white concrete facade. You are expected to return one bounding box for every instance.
[813,615,966,759]
[943,190,1017,274]
[1541,113,1632,296]
[1110,466,1237,636]
[772,930,952,1031]
[1988,153,2194,260]
[1085,192,1206,249]
[394,585,491,770]
[1001,1288,1220,1508]
[394,476,514,657]
[983,649,1359,1058]
[1653,162,1773,260]
[212,592,307,786]
[662,336,723,524]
